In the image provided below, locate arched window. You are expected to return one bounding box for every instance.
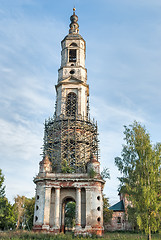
[66,92,77,116]
[70,42,78,47]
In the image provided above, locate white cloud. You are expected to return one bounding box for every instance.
[90,96,146,125]
[0,3,65,202]
[0,0,161,206]
[0,118,42,161]
[0,117,42,202]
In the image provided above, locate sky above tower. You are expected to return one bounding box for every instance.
[0,0,161,205]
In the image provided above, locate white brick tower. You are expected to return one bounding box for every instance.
[33,8,105,236]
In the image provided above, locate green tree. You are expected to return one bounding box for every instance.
[103,194,113,227]
[0,169,16,230]
[65,201,76,229]
[0,197,16,230]
[14,195,26,229]
[101,167,110,180]
[115,121,161,240]
[0,169,5,198]
[127,205,139,231]
[14,195,35,230]
[24,197,35,230]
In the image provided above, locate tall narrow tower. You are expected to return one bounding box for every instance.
[33,9,105,236]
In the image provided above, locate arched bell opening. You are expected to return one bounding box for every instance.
[61,197,76,234]
[66,92,77,117]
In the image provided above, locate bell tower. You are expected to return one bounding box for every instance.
[56,8,88,118]
[33,8,105,236]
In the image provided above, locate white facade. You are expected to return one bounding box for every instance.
[33,172,104,235]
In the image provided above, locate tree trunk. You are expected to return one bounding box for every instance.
[148,226,151,240]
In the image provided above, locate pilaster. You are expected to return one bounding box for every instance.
[75,187,81,229]
[54,187,60,229]
[42,186,51,230]
[85,187,92,227]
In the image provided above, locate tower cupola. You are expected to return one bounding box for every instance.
[69,8,79,34]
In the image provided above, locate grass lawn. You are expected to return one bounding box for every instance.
[0,231,160,240]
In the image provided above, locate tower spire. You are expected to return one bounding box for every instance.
[69,7,79,34]
[73,7,76,15]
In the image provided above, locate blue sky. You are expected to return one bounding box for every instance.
[0,0,161,205]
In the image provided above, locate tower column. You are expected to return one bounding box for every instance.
[76,187,81,228]
[61,202,65,233]
[42,186,51,230]
[78,88,81,116]
[85,187,92,228]
[54,187,60,230]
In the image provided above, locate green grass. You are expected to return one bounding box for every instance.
[0,231,160,240]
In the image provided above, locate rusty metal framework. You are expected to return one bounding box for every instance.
[42,115,99,173]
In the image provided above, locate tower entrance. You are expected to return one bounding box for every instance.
[33,8,105,236]
[61,198,76,233]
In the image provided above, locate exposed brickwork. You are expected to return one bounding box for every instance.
[105,194,132,231]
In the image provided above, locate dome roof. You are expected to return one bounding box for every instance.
[69,8,79,34]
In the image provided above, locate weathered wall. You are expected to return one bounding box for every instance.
[33,173,104,235]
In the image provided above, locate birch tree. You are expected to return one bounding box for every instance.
[115,121,161,240]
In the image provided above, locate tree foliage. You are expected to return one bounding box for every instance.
[14,195,35,230]
[103,194,113,226]
[127,205,139,231]
[0,197,16,230]
[0,169,5,198]
[24,197,35,230]
[115,121,161,239]
[101,167,110,180]
[61,160,75,173]
[65,201,76,228]
[0,169,16,230]
[14,195,26,229]
[0,170,35,230]
[88,167,97,178]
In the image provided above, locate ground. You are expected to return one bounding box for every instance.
[0,231,160,240]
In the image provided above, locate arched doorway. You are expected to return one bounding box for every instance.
[61,197,76,233]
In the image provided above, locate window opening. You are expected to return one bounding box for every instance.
[70,42,77,47]
[70,70,75,75]
[69,49,76,62]
[117,217,121,224]
[66,92,77,117]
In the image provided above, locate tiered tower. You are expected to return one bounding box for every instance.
[33,8,105,236]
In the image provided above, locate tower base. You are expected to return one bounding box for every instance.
[33,225,104,236]
[33,173,105,236]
